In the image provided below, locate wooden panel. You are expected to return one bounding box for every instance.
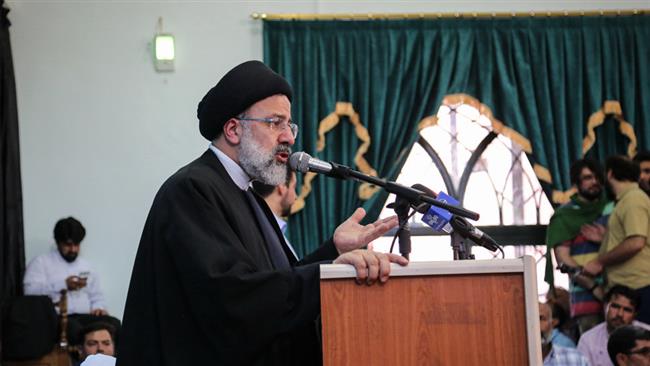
[321,273,528,366]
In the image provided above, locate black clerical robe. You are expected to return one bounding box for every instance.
[117,150,338,366]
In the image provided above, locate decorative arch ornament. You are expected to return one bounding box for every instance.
[555,100,637,204]
[417,93,552,184]
[291,102,380,213]
[582,100,637,158]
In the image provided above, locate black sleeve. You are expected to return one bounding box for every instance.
[299,238,338,265]
[160,174,322,359]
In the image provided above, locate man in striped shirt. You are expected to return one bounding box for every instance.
[547,159,614,335]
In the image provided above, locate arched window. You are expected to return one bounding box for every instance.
[373,99,567,295]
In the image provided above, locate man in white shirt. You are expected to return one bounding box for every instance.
[252,166,299,259]
[578,285,650,366]
[23,217,120,345]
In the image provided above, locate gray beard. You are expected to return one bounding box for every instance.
[238,125,289,186]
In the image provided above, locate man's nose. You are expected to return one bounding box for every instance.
[278,127,295,145]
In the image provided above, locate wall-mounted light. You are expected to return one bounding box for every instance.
[154,17,174,72]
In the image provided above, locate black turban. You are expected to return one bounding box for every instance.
[197,60,293,141]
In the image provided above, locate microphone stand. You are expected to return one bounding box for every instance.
[306,159,485,260]
[392,196,412,260]
[451,233,474,260]
[329,162,480,221]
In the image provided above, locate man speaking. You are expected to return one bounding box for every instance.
[117,60,407,365]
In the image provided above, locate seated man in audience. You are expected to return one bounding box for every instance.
[607,325,650,366]
[252,165,299,259]
[578,285,650,366]
[78,322,116,362]
[550,302,577,348]
[540,302,589,365]
[23,217,120,345]
[547,287,579,342]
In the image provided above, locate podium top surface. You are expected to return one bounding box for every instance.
[320,256,535,279]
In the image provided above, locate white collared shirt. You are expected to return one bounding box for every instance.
[23,248,106,314]
[273,214,299,260]
[577,320,650,366]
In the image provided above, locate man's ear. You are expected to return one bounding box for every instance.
[276,184,287,197]
[616,353,627,365]
[222,118,242,145]
[551,318,559,328]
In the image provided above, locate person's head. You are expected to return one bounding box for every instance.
[633,151,650,195]
[197,60,296,186]
[608,325,650,366]
[570,158,604,201]
[252,166,297,217]
[546,287,570,312]
[605,155,641,192]
[605,285,641,333]
[79,322,115,359]
[539,302,553,346]
[550,302,568,330]
[54,217,86,263]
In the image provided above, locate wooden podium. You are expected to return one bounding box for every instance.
[320,256,542,365]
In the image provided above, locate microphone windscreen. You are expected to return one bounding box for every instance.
[289,152,311,173]
[421,191,459,234]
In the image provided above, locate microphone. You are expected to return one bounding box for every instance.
[449,216,500,252]
[413,183,455,234]
[288,152,350,180]
[412,184,500,252]
[289,152,480,220]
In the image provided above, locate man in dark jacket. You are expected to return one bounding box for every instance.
[117,60,407,365]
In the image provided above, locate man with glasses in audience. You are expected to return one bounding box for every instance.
[118,60,407,365]
[578,285,650,366]
[607,325,650,366]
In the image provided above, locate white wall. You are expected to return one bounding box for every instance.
[8,0,646,319]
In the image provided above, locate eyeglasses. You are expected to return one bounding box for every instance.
[236,116,298,138]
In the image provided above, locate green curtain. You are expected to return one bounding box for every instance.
[263,16,650,256]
